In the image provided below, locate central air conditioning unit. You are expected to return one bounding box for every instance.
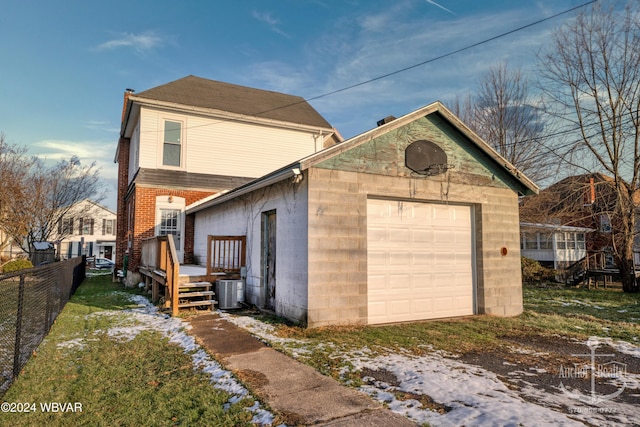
[216,280,243,309]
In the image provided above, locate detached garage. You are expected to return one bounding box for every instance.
[188,102,538,328]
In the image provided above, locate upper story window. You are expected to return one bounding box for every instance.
[163,120,182,167]
[59,218,73,235]
[103,219,115,235]
[79,218,94,235]
[600,214,612,233]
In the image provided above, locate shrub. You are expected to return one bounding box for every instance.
[2,259,34,273]
[521,257,557,284]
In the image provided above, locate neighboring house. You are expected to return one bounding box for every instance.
[520,222,593,270]
[519,173,640,270]
[187,102,539,327]
[52,199,117,260]
[115,76,341,274]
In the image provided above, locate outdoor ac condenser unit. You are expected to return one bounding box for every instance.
[216,280,241,309]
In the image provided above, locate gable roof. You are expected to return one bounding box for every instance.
[188,101,539,214]
[128,75,332,129]
[299,102,538,192]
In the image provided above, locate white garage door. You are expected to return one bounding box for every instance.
[367,199,474,324]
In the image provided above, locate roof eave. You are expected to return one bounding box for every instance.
[126,95,336,135]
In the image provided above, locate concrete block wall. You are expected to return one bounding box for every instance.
[472,190,524,316]
[307,168,368,327]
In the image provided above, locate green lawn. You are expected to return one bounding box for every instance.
[3,277,639,425]
[248,285,640,379]
[1,275,257,427]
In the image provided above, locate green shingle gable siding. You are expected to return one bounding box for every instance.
[315,113,528,195]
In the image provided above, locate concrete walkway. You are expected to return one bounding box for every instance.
[188,313,416,426]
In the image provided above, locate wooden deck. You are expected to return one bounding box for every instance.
[139,235,246,316]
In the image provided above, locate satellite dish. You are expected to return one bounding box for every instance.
[405,140,452,175]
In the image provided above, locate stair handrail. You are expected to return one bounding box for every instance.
[565,256,587,285]
[165,234,180,316]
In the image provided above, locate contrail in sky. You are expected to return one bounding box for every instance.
[425,0,456,15]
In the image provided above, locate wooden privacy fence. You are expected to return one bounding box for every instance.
[206,236,246,280]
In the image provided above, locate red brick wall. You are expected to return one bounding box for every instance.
[115,137,130,270]
[127,187,215,270]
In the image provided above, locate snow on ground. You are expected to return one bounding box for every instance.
[56,294,275,426]
[221,312,640,427]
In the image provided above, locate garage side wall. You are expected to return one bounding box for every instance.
[307,167,524,327]
[193,179,309,323]
[307,169,368,327]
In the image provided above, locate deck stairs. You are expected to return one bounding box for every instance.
[176,270,216,310]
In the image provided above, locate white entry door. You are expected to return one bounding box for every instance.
[367,199,475,324]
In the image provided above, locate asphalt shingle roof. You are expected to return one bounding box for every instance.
[134,75,332,129]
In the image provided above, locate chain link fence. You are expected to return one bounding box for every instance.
[0,257,85,397]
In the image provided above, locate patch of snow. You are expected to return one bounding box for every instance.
[84,294,275,425]
[57,338,86,350]
[224,313,640,427]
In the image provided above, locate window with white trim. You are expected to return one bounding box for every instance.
[162,120,182,167]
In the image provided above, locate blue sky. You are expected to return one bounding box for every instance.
[0,0,592,210]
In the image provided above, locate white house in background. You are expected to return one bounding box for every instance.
[53,199,117,260]
[520,222,593,269]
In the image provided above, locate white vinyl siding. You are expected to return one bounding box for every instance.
[136,107,320,177]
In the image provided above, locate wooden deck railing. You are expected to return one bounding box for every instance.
[206,235,246,280]
[140,235,180,316]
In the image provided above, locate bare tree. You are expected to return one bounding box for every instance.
[454,62,551,183]
[0,134,35,255]
[539,1,640,292]
[1,146,103,258]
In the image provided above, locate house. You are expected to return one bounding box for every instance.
[520,222,593,270]
[115,76,342,278]
[52,199,117,260]
[187,102,539,327]
[519,173,640,272]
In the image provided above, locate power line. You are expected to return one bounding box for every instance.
[305,0,598,103]
[137,1,597,136]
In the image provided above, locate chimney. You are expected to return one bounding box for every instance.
[377,115,396,127]
[121,88,135,124]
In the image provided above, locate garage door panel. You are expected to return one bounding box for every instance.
[434,252,457,265]
[368,301,388,319]
[412,253,435,266]
[367,199,474,324]
[413,298,434,314]
[388,227,411,242]
[390,300,412,315]
[368,274,387,292]
[412,229,434,244]
[389,274,411,289]
[368,227,387,242]
[389,251,412,265]
[412,274,433,288]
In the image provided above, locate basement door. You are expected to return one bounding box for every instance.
[367,199,475,325]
